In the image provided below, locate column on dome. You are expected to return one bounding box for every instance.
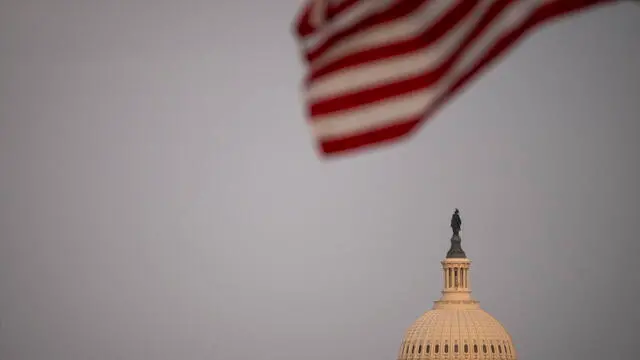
[450,268,454,288]
[466,265,470,289]
[465,267,468,288]
[454,267,459,288]
[444,267,448,288]
[461,267,466,289]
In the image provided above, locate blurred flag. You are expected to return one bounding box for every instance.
[293,0,623,157]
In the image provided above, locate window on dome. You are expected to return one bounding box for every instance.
[491,345,495,353]
[473,345,478,353]
[483,345,487,353]
[498,345,502,353]
[444,344,448,353]
[426,345,430,354]
[454,344,458,353]
[418,345,422,354]
[435,344,439,353]
[464,344,469,353]
[405,345,409,354]
[411,345,415,354]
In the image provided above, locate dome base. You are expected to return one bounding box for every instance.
[433,299,480,310]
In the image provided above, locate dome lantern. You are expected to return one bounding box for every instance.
[437,210,476,309]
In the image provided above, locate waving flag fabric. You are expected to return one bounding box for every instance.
[293,0,619,157]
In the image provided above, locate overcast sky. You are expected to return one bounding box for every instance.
[1,1,639,360]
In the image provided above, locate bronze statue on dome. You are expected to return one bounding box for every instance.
[451,208,461,236]
[447,209,466,259]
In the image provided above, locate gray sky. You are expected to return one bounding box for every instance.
[1,1,639,359]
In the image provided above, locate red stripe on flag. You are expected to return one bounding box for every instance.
[326,0,361,20]
[306,0,429,62]
[307,1,479,84]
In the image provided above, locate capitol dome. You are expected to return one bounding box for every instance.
[397,210,517,360]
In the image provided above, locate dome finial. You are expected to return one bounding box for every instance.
[447,209,466,258]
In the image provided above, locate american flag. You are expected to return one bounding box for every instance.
[293,0,622,157]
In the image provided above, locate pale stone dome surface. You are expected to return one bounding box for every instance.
[399,307,516,359]
[397,216,517,360]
